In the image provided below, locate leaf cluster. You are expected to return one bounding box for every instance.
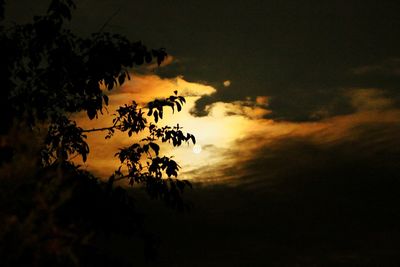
[0,0,196,264]
[1,162,148,266]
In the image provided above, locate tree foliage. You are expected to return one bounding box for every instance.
[0,0,195,265]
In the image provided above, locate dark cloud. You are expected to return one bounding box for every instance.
[137,119,400,266]
[7,0,400,121]
[189,116,400,186]
[352,58,400,76]
[238,123,400,188]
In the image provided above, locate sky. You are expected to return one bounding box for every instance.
[7,0,400,119]
[39,0,400,185]
[5,0,400,265]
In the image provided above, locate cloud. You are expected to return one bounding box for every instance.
[114,73,216,102]
[204,101,271,119]
[255,96,268,106]
[75,75,400,188]
[181,88,400,184]
[346,88,394,111]
[188,110,400,188]
[74,73,217,178]
[352,58,400,76]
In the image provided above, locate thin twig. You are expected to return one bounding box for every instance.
[81,126,114,133]
[97,7,121,33]
[114,175,130,182]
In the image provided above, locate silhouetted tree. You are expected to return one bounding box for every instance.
[0,0,194,265]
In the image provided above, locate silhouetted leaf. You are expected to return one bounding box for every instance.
[154,110,158,123]
[149,142,159,156]
[145,52,152,63]
[118,72,126,85]
[103,94,109,105]
[87,109,96,120]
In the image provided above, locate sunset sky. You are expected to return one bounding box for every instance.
[5,0,400,265]
[8,0,400,183]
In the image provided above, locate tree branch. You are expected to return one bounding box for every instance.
[81,126,115,133]
[114,175,130,182]
[98,7,121,32]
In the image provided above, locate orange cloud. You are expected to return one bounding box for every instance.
[346,88,394,111]
[255,96,269,106]
[75,77,400,185]
[73,73,216,178]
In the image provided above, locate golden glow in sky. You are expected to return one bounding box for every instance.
[74,73,400,184]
